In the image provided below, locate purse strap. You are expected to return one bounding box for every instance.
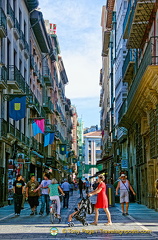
[121,180,130,192]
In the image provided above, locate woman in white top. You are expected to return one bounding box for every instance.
[116,174,136,215]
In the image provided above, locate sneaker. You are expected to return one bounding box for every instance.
[126,212,129,215]
[39,212,43,215]
[17,214,20,216]
[30,211,34,215]
[122,213,126,216]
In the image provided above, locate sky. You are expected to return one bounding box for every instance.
[38,0,105,128]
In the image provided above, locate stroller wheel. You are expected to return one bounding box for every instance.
[83,222,88,226]
[69,222,74,227]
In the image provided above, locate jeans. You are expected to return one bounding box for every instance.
[40,194,50,214]
[13,193,23,214]
[63,191,69,208]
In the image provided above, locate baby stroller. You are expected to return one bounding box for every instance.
[68,196,94,227]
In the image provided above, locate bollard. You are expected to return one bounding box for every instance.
[106,184,115,207]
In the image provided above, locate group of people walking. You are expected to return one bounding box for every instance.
[13,173,73,217]
[13,172,136,226]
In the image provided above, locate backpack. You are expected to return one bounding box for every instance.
[86,198,94,214]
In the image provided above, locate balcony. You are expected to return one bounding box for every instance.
[45,122,57,132]
[119,36,158,126]
[0,8,7,38]
[13,18,20,40]
[37,71,44,86]
[122,49,136,83]
[0,66,7,89]
[7,65,26,93]
[7,3,14,28]
[28,91,41,114]
[123,0,156,49]
[43,96,54,113]
[43,66,52,86]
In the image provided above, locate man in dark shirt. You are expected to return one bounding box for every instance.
[13,174,25,216]
[26,175,40,215]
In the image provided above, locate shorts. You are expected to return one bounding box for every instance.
[120,190,129,203]
[28,196,39,208]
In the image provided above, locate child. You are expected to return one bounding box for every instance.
[67,201,81,225]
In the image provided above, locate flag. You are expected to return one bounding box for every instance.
[59,144,67,155]
[32,119,45,136]
[9,96,26,121]
[44,132,55,147]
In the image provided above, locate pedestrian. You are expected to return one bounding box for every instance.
[88,174,112,226]
[70,181,74,196]
[78,178,83,198]
[61,179,70,208]
[25,175,40,215]
[92,179,99,190]
[48,178,65,218]
[116,173,136,215]
[85,178,90,193]
[34,173,52,215]
[21,177,26,209]
[13,174,25,216]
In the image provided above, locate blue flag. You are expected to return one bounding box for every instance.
[44,133,55,147]
[9,96,26,121]
[59,144,67,155]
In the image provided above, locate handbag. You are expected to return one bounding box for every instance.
[121,180,135,202]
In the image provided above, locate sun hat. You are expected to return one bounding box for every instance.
[119,173,127,179]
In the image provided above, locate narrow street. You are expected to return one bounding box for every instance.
[0,191,158,240]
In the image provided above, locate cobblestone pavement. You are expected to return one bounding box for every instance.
[0,191,158,240]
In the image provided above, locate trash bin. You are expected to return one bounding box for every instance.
[106,184,115,207]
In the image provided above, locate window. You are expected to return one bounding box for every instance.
[19,9,22,30]
[24,20,26,40]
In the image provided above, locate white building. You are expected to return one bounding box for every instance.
[84,131,102,179]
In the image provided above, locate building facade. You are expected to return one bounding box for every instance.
[83,130,102,180]
[0,0,78,206]
[100,0,158,210]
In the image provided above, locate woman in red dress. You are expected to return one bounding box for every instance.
[88,174,112,225]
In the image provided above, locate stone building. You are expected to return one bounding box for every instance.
[0,0,76,206]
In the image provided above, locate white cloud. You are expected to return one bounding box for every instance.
[38,0,104,99]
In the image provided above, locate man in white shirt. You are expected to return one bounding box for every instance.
[34,173,51,215]
[61,179,70,208]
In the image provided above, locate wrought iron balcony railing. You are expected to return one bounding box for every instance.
[119,36,158,123]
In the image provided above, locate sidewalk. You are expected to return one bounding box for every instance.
[0,190,157,239]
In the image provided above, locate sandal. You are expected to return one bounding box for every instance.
[104,222,112,226]
[90,222,97,226]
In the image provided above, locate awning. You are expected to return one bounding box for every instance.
[30,10,50,53]
[31,151,44,159]
[89,168,107,179]
[96,155,113,165]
